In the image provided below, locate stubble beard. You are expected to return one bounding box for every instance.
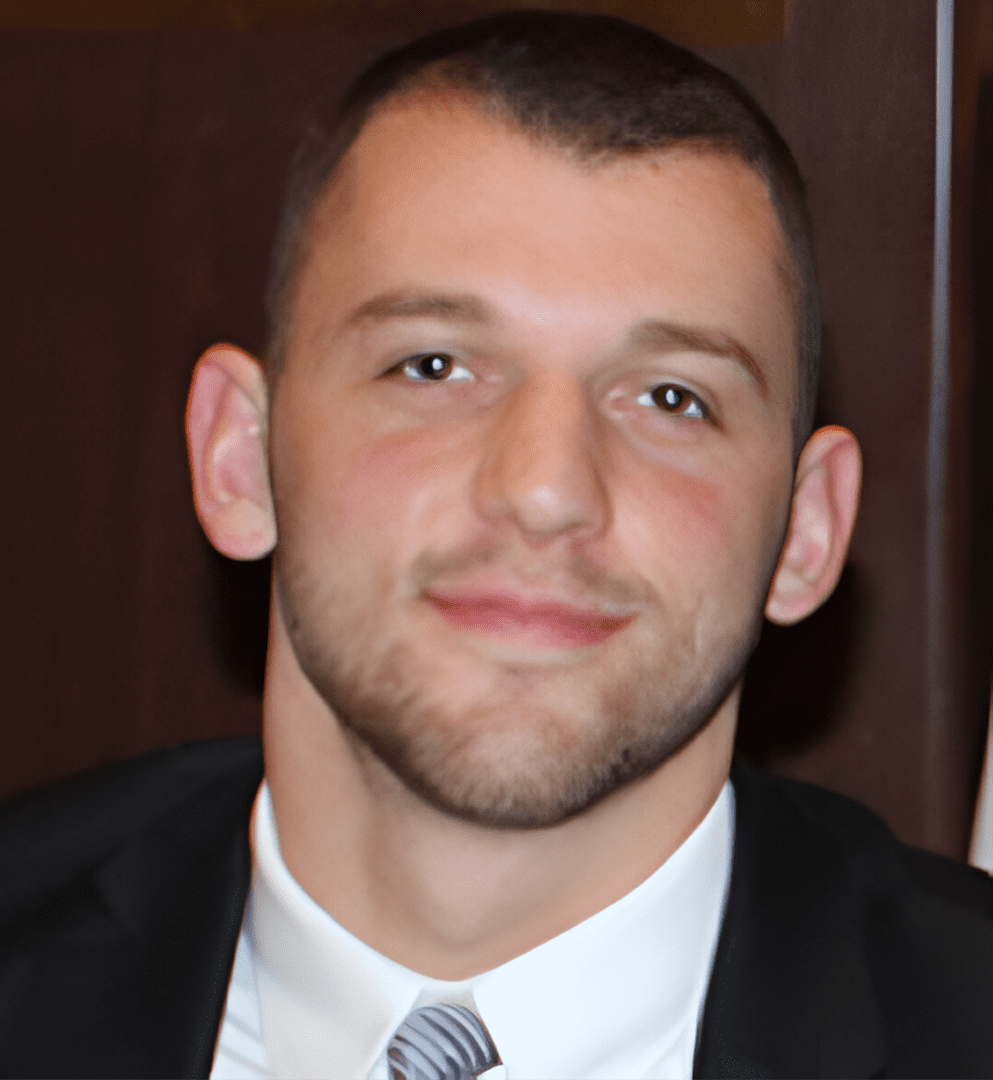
[275,536,764,830]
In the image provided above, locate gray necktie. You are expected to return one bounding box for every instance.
[387,1003,501,1080]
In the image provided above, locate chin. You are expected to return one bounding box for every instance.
[314,640,746,831]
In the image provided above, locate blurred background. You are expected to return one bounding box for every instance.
[1,0,991,864]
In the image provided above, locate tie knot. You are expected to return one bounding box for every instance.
[387,1003,501,1080]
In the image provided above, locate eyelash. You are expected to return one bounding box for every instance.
[636,384,708,419]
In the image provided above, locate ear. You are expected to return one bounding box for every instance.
[765,425,862,626]
[186,344,276,560]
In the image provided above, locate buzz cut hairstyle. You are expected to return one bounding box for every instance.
[265,9,820,448]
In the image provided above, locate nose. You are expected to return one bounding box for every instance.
[471,373,610,543]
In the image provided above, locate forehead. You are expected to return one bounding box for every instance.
[291,94,797,399]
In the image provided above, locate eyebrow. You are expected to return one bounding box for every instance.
[345,291,495,328]
[627,320,767,394]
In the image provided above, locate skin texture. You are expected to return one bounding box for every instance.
[187,95,861,979]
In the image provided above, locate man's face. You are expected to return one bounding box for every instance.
[268,95,799,828]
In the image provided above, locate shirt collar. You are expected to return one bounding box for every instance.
[249,780,733,1080]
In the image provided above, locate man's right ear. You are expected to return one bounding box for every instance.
[186,344,276,560]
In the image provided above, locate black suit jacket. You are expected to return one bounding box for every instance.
[0,738,990,1079]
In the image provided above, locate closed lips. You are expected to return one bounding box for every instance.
[425,590,635,648]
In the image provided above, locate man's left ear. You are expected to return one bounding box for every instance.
[765,425,862,626]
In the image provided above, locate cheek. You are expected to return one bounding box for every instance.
[623,471,732,581]
[616,456,787,608]
[286,414,472,550]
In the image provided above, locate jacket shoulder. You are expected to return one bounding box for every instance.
[734,762,993,920]
[0,738,263,1078]
[0,737,263,923]
[712,761,993,1078]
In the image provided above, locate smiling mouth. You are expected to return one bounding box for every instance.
[424,591,636,649]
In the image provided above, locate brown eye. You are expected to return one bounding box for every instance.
[415,354,451,380]
[399,354,473,383]
[639,384,706,419]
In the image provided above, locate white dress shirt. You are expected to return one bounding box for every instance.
[211,780,733,1080]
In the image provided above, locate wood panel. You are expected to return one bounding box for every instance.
[0,0,793,44]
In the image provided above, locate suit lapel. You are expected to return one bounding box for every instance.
[694,762,888,1079]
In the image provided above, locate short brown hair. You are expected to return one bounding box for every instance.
[265,10,819,445]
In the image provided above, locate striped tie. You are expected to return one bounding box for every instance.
[387,1003,501,1080]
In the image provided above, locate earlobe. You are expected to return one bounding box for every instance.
[765,425,862,626]
[186,344,276,560]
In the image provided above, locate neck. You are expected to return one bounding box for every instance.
[262,619,736,981]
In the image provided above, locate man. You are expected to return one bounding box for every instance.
[1,11,991,1079]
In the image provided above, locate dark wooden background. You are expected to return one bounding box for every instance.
[2,0,991,859]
